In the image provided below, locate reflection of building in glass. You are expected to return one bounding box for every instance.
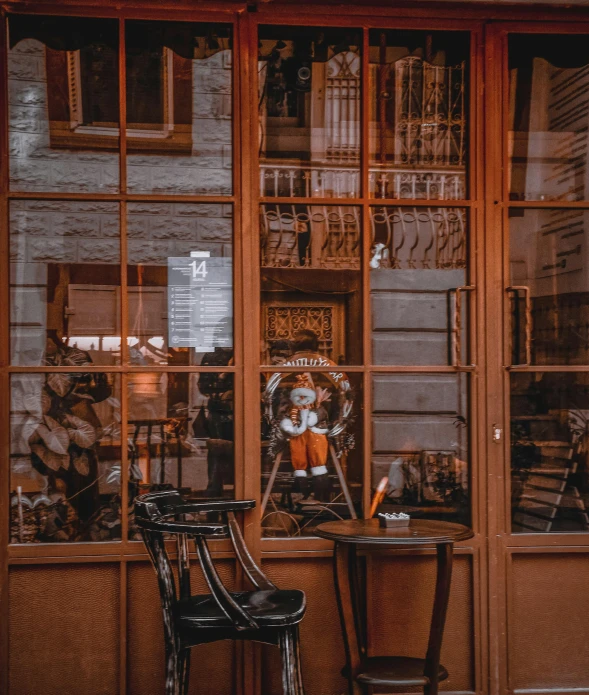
[258,29,467,200]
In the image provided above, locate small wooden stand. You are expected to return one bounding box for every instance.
[261,443,357,519]
[315,519,473,695]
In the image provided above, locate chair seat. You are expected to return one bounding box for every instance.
[355,656,449,687]
[175,589,306,629]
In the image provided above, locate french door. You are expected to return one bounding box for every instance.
[485,21,589,695]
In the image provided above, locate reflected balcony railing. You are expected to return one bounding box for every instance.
[260,161,466,200]
[260,205,361,270]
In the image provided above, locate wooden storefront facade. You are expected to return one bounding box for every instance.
[2,1,589,694]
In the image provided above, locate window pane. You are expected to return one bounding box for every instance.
[126,21,232,195]
[259,25,361,198]
[261,371,362,538]
[509,208,589,366]
[372,373,470,526]
[10,373,121,543]
[511,372,589,533]
[369,29,469,200]
[509,34,589,202]
[370,207,468,365]
[127,202,232,366]
[260,205,362,364]
[10,201,121,366]
[127,372,234,539]
[7,15,119,193]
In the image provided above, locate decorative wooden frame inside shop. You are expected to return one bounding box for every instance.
[4,3,589,695]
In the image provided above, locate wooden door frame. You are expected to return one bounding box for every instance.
[485,19,589,695]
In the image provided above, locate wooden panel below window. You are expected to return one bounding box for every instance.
[126,559,236,695]
[261,557,347,695]
[509,552,589,691]
[368,552,475,692]
[9,563,120,695]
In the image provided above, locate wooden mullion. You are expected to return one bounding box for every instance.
[8,536,233,561]
[118,17,127,198]
[508,200,589,209]
[0,9,10,695]
[260,196,363,205]
[483,22,509,695]
[119,557,127,695]
[238,10,261,695]
[492,18,589,34]
[258,364,473,373]
[249,12,366,29]
[119,370,129,547]
[471,23,488,695]
[231,15,246,694]
[0,3,240,21]
[507,536,589,549]
[119,18,128,371]
[232,10,243,494]
[368,198,475,207]
[7,365,239,373]
[7,192,238,203]
[242,2,589,23]
[118,22,129,695]
[241,6,260,553]
[5,0,589,24]
[507,365,589,372]
[361,27,371,520]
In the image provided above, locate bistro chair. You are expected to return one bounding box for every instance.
[135,491,306,695]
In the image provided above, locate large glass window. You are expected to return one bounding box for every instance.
[6,14,234,544]
[508,33,589,535]
[258,25,361,198]
[511,372,589,533]
[4,16,477,545]
[509,34,589,202]
[261,370,362,537]
[8,15,120,193]
[10,373,121,543]
[127,371,234,539]
[370,206,469,365]
[126,21,232,195]
[372,373,470,526]
[10,200,121,366]
[127,202,233,367]
[260,204,362,365]
[369,30,469,200]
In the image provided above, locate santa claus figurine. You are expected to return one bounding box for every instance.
[279,373,331,494]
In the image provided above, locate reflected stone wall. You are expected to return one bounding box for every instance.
[8,39,232,194]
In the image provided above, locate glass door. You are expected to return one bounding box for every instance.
[506,30,589,534]
[489,21,589,695]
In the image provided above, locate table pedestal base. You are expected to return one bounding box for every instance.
[332,540,454,695]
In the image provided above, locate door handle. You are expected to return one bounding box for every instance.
[450,285,475,368]
[506,285,532,366]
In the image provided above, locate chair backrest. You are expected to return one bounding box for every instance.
[134,491,276,639]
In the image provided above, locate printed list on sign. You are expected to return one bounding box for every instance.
[168,254,233,351]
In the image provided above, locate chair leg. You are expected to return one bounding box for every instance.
[179,649,191,695]
[164,648,180,695]
[165,647,190,695]
[279,625,305,695]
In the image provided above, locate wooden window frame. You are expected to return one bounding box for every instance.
[46,44,194,153]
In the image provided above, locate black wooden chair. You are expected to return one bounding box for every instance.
[135,491,306,695]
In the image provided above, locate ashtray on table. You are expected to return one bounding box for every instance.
[378,512,410,528]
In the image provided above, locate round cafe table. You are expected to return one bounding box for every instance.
[315,518,473,695]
